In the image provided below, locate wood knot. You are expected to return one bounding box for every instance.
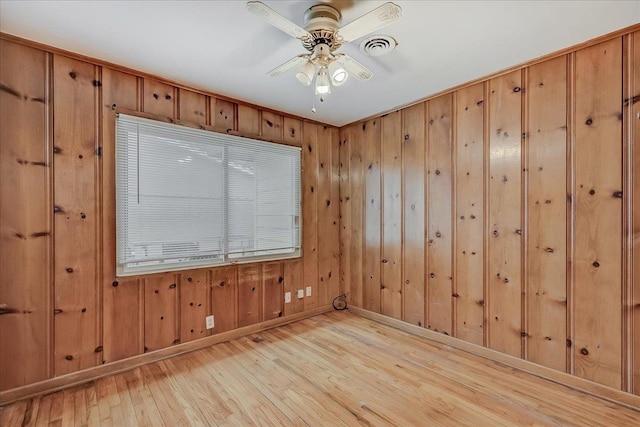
[585,118,593,126]
[612,191,623,198]
[95,346,103,353]
[66,267,74,273]
[429,273,436,279]
[592,261,600,268]
[435,170,441,175]
[68,72,77,79]
[452,293,459,298]
[92,80,102,87]
[81,308,87,313]
[187,277,193,282]
[404,134,409,140]
[513,87,521,93]
[153,93,159,99]
[65,355,73,361]
[165,94,171,100]
[589,189,595,195]
[220,281,225,287]
[278,276,284,283]
[580,348,589,355]
[169,283,176,289]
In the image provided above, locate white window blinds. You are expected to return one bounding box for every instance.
[115,114,301,276]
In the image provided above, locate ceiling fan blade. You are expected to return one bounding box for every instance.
[267,55,310,77]
[337,2,402,43]
[246,1,312,41]
[335,54,374,80]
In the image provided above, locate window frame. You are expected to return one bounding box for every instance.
[115,112,302,277]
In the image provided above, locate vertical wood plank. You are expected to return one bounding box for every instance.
[455,83,485,345]
[179,270,209,343]
[427,95,454,335]
[574,38,622,389]
[144,274,179,351]
[53,54,100,375]
[526,56,568,372]
[339,128,352,299]
[238,105,260,136]
[631,30,640,396]
[101,68,142,363]
[317,126,332,306]
[349,125,364,308]
[283,260,304,316]
[0,40,51,390]
[263,263,283,320]
[487,71,523,357]
[178,89,206,125]
[381,111,402,319]
[238,264,262,327]
[302,121,319,310]
[402,103,426,327]
[211,98,236,132]
[363,119,382,313]
[210,266,238,334]
[261,111,283,142]
[142,79,175,120]
[329,126,341,302]
[283,117,302,147]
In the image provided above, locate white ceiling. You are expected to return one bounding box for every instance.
[1,1,638,127]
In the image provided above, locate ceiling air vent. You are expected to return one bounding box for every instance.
[358,35,397,57]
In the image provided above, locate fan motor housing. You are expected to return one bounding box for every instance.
[302,5,341,52]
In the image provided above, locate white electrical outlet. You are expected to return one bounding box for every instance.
[297,289,304,299]
[284,292,292,303]
[206,315,215,329]
[306,286,312,297]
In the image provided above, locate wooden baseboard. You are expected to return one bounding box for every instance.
[348,306,640,411]
[0,305,333,406]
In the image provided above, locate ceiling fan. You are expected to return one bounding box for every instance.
[246,1,402,102]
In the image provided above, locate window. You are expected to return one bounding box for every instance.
[115,114,301,276]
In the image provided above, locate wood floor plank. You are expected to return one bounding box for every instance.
[1,312,638,426]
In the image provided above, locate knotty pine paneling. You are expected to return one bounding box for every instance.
[180,270,210,342]
[178,88,207,125]
[237,104,260,136]
[261,111,283,142]
[427,95,454,335]
[283,260,304,316]
[363,119,382,312]
[263,263,284,320]
[454,83,485,346]
[144,275,179,351]
[101,67,143,363]
[347,124,364,307]
[381,111,403,319]
[210,266,238,334]
[52,54,101,375]
[487,71,523,357]
[302,121,319,310]
[632,30,640,396]
[402,104,426,327]
[238,264,262,327]
[211,97,235,132]
[574,38,623,389]
[526,56,568,372]
[1,35,340,393]
[0,40,51,390]
[337,23,639,397]
[142,79,175,120]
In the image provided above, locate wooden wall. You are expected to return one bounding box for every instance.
[0,36,340,392]
[340,30,640,394]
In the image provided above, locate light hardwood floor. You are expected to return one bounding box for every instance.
[1,311,639,426]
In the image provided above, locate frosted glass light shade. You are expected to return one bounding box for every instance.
[295,61,315,86]
[329,61,348,86]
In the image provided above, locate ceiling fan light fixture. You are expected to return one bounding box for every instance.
[295,61,315,86]
[328,60,348,86]
[315,69,331,95]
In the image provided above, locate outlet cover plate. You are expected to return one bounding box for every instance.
[284,292,292,303]
[306,286,312,297]
[206,315,215,329]
[297,289,304,299]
